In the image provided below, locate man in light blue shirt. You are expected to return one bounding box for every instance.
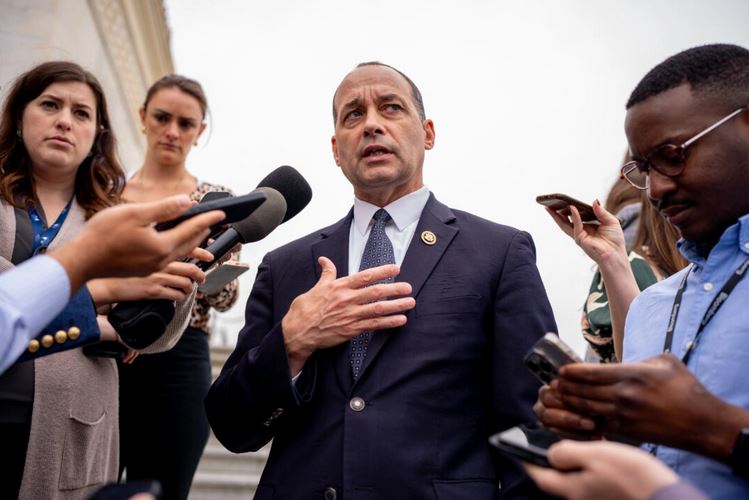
[0,195,224,374]
[534,43,749,499]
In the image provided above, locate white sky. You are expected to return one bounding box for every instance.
[165,0,749,354]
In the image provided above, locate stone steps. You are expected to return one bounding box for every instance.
[188,345,270,500]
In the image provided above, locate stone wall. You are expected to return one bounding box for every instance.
[0,0,174,172]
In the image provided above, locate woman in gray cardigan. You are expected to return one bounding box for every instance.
[0,61,203,500]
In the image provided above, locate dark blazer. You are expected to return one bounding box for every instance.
[206,194,557,500]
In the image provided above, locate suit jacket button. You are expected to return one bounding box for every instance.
[324,487,337,500]
[67,326,80,340]
[55,330,68,344]
[28,339,40,353]
[349,397,365,412]
[41,334,54,348]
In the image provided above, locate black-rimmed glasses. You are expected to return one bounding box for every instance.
[621,106,746,190]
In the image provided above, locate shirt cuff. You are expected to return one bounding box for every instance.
[649,480,708,500]
[2,255,71,335]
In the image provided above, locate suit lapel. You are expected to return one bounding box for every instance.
[356,194,459,384]
[311,210,354,392]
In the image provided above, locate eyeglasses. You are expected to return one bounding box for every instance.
[620,106,746,190]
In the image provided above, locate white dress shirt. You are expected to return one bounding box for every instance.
[348,186,430,275]
[0,255,70,374]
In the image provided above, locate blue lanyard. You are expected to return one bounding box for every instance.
[27,198,73,254]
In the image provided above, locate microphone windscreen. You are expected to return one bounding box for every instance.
[233,187,287,243]
[255,165,312,222]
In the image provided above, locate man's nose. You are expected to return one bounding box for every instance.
[647,168,677,205]
[363,113,384,137]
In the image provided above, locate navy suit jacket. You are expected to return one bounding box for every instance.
[206,194,557,500]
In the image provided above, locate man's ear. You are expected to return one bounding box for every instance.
[423,119,435,150]
[331,136,341,166]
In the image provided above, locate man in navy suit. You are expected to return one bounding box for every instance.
[206,62,556,499]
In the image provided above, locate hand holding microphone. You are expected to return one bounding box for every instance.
[105,166,312,350]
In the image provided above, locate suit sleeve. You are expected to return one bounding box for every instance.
[1,256,100,371]
[491,230,557,499]
[205,252,316,453]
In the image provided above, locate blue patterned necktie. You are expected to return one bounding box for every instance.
[350,208,395,379]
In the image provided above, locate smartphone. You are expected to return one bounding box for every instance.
[198,260,250,295]
[524,333,584,385]
[489,424,561,468]
[88,480,161,500]
[154,191,267,231]
[536,193,599,224]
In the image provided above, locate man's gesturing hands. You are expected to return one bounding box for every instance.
[282,256,415,376]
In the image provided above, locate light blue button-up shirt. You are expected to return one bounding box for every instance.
[0,255,70,374]
[624,213,749,499]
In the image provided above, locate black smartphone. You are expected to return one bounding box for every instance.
[154,191,266,231]
[536,193,599,224]
[524,333,584,385]
[489,424,561,468]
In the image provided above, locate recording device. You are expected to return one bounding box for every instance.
[196,191,232,243]
[524,333,584,385]
[154,190,266,232]
[536,193,599,224]
[104,166,313,351]
[198,261,250,295]
[190,186,286,271]
[489,424,561,468]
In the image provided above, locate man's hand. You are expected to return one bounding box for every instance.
[281,256,416,376]
[524,440,680,500]
[534,380,598,439]
[542,354,749,462]
[50,195,225,292]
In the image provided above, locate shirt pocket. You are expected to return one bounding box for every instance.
[58,407,112,491]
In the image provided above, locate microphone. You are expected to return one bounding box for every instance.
[105,166,312,349]
[194,187,286,270]
[195,165,313,270]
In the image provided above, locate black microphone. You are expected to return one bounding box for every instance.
[194,165,313,270]
[255,165,313,222]
[105,166,312,350]
[194,187,286,270]
[198,191,231,245]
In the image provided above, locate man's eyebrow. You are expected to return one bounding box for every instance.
[377,93,404,103]
[340,97,362,113]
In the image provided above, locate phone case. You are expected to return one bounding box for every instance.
[155,191,267,231]
[524,333,584,384]
[489,425,560,468]
[198,261,250,295]
[536,193,599,223]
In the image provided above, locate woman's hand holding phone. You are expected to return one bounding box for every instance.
[543,196,628,268]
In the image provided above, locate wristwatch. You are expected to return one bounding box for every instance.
[730,428,749,479]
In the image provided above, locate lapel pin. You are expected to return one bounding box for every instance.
[421,230,437,245]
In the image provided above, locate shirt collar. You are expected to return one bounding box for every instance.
[678,212,749,264]
[353,186,430,235]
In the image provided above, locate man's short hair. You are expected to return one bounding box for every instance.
[626,43,749,110]
[332,62,426,122]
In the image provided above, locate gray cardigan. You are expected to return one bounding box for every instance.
[0,197,195,500]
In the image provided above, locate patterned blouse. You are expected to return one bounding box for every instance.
[581,251,660,363]
[188,181,240,333]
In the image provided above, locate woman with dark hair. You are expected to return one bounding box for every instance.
[0,61,204,500]
[118,75,240,500]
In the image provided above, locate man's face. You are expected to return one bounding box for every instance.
[625,84,749,246]
[331,65,435,205]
